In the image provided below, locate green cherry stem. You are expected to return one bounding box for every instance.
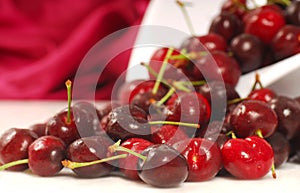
[148,120,200,129]
[156,87,176,106]
[62,154,127,170]
[152,47,174,95]
[109,140,147,161]
[0,159,28,171]
[65,80,72,124]
[176,0,196,36]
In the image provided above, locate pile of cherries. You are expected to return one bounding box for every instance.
[1,0,300,188]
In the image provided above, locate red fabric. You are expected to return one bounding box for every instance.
[0,0,149,100]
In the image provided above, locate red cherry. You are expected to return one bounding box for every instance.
[229,99,278,138]
[28,135,66,177]
[244,6,286,44]
[172,138,222,182]
[118,138,153,181]
[221,136,274,179]
[247,88,277,103]
[151,124,189,146]
[0,128,37,171]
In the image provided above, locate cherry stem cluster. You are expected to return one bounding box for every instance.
[109,140,147,161]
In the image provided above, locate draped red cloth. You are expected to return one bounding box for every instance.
[0,0,149,100]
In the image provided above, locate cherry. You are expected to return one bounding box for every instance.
[29,123,47,137]
[209,11,244,42]
[148,47,191,81]
[229,99,278,138]
[194,50,241,86]
[66,135,114,178]
[248,88,278,103]
[230,33,265,73]
[0,128,37,171]
[118,138,153,181]
[285,0,300,26]
[165,92,211,136]
[137,144,188,188]
[269,96,300,140]
[270,25,300,61]
[221,135,275,179]
[151,124,189,146]
[129,80,169,113]
[221,0,248,19]
[244,6,286,44]
[180,33,228,54]
[97,101,121,134]
[117,79,144,105]
[105,104,151,142]
[266,132,290,168]
[28,135,66,176]
[172,138,222,181]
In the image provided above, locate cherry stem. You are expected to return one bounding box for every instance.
[109,140,147,161]
[268,0,291,6]
[156,87,176,106]
[251,73,264,91]
[176,0,196,36]
[62,154,127,170]
[255,129,264,138]
[227,97,246,105]
[169,51,207,60]
[0,159,28,171]
[152,47,174,95]
[172,81,191,92]
[65,80,72,124]
[148,120,200,129]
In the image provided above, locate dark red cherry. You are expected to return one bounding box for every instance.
[118,138,153,181]
[28,135,66,176]
[271,25,300,61]
[137,144,188,188]
[285,1,300,26]
[105,105,151,141]
[0,128,37,171]
[209,11,244,42]
[66,135,114,178]
[172,138,222,182]
[221,0,247,19]
[180,33,227,54]
[266,132,290,168]
[117,79,144,105]
[230,99,278,138]
[29,123,47,137]
[230,33,265,73]
[221,136,274,179]
[269,96,300,140]
[194,50,241,86]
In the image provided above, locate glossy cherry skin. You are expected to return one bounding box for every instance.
[221,136,274,179]
[28,135,66,176]
[194,50,241,87]
[29,123,47,137]
[209,11,243,42]
[230,33,265,73]
[118,138,153,180]
[244,7,286,44]
[166,92,211,137]
[137,144,188,188]
[66,135,114,178]
[173,138,222,182]
[105,105,151,142]
[271,25,300,61]
[117,79,144,105]
[180,33,227,54]
[151,125,189,146]
[247,88,277,103]
[266,132,290,168]
[230,99,278,138]
[0,128,37,171]
[285,1,300,26]
[269,96,300,140]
